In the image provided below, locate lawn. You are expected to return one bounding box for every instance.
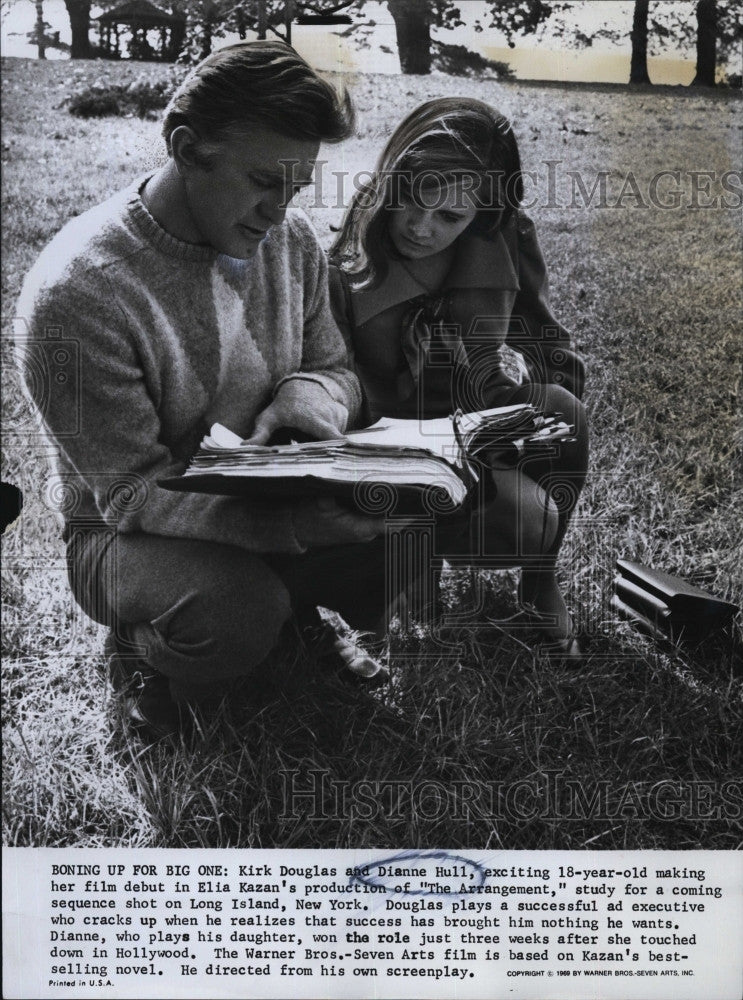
[1,56,741,849]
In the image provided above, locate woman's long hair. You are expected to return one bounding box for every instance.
[329,97,523,289]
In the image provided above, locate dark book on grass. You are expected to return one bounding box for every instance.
[160,404,574,513]
[612,559,739,642]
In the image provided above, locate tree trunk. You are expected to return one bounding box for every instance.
[168,13,186,61]
[35,1,46,59]
[64,0,90,59]
[256,0,267,39]
[629,0,651,84]
[285,0,295,46]
[692,0,717,86]
[387,0,432,75]
[200,20,212,58]
[200,2,214,59]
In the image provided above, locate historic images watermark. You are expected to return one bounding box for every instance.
[279,769,743,824]
[278,160,743,212]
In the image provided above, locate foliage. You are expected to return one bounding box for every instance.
[68,86,122,116]
[480,0,743,81]
[432,41,515,79]
[168,0,246,62]
[479,0,573,47]
[170,0,466,71]
[656,0,743,66]
[68,73,183,117]
[333,0,469,74]
[168,0,359,60]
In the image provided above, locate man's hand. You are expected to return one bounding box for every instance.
[245,379,349,446]
[293,497,386,549]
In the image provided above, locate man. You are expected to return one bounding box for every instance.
[17,41,388,737]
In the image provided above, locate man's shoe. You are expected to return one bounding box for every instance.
[104,631,184,740]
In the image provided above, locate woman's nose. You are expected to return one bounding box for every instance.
[408,209,432,238]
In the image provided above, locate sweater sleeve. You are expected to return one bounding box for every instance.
[507,211,586,400]
[273,215,362,420]
[17,268,304,554]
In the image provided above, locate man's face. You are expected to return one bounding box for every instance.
[180,127,319,259]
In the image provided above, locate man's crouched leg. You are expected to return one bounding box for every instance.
[67,531,293,738]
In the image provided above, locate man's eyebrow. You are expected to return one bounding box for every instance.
[251,168,287,182]
[251,168,313,187]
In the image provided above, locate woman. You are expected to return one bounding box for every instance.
[328,97,588,658]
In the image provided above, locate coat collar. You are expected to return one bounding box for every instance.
[351,225,520,328]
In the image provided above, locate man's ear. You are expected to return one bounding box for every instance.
[170,125,206,176]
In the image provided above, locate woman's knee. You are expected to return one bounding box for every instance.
[517,485,558,556]
[532,383,586,434]
[506,382,588,462]
[500,471,559,556]
[481,470,558,558]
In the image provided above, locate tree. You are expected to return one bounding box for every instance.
[629,0,651,83]
[338,0,465,75]
[256,0,268,38]
[482,0,742,87]
[170,0,357,59]
[2,0,71,57]
[168,3,187,59]
[692,0,717,85]
[647,0,741,86]
[386,0,433,73]
[168,0,463,75]
[33,0,46,58]
[196,0,219,58]
[55,0,360,62]
[63,0,90,58]
[482,1,572,49]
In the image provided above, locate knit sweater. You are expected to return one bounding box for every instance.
[16,176,361,554]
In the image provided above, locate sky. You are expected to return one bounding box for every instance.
[0,0,715,85]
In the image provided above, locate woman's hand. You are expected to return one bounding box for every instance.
[292,497,386,549]
[245,380,349,445]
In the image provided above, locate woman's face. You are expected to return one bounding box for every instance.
[387,176,479,260]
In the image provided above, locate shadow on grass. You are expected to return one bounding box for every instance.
[110,586,743,851]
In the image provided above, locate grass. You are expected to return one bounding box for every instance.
[1,57,742,849]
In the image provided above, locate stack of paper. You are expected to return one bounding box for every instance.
[184,429,469,507]
[160,404,574,512]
